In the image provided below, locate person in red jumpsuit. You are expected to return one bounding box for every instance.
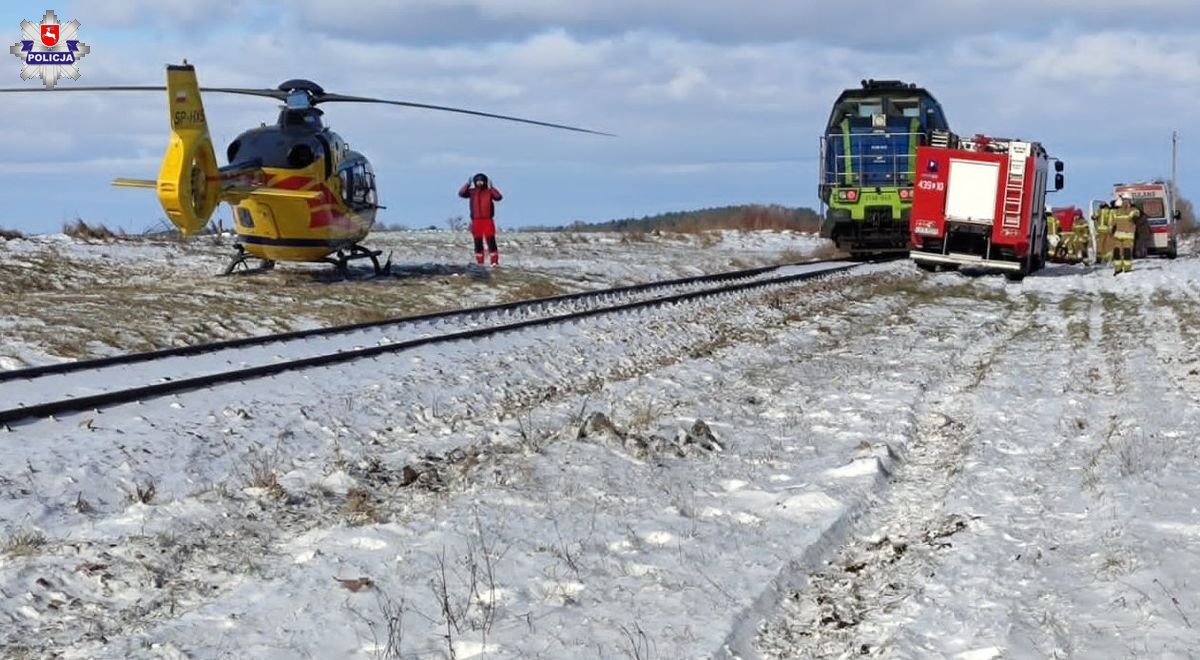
[458,172,503,266]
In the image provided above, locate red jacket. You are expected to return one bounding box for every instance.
[458,184,503,220]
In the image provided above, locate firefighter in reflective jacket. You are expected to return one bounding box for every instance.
[1111,194,1141,274]
[1046,208,1063,260]
[1093,202,1113,264]
[458,173,503,266]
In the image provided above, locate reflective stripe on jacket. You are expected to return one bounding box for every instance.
[1112,207,1141,235]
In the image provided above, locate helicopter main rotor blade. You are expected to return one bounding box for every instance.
[0,85,168,93]
[201,87,288,100]
[0,85,613,135]
[314,93,615,136]
[0,85,287,100]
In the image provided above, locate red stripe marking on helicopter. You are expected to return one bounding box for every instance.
[271,176,312,190]
[310,209,356,230]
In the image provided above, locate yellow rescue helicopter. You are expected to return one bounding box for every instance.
[0,62,612,275]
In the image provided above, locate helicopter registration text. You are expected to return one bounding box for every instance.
[173,108,206,128]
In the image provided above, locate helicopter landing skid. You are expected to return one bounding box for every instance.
[322,244,392,277]
[220,244,276,276]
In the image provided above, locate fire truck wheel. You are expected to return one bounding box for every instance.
[1004,270,1026,282]
[915,261,939,272]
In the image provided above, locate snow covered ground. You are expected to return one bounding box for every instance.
[0,228,829,370]
[2,232,1199,659]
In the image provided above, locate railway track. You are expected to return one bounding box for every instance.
[0,259,873,426]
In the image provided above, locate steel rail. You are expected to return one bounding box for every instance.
[0,260,810,385]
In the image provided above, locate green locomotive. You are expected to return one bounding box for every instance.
[819,79,954,256]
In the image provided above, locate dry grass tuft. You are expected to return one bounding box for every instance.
[240,447,288,499]
[127,480,157,505]
[806,242,850,261]
[62,218,124,240]
[2,529,47,557]
[499,277,568,303]
[343,488,383,525]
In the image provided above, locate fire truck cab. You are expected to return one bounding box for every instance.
[1112,180,1179,259]
[909,134,1063,281]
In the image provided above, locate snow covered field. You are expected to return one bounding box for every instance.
[0,229,828,370]
[2,231,1200,659]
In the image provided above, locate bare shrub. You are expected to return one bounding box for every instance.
[620,621,657,660]
[446,215,467,232]
[429,518,504,656]
[0,227,24,240]
[1176,195,1196,234]
[62,218,123,240]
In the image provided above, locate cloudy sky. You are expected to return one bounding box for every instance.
[1,0,1197,234]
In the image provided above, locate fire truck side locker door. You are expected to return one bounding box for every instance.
[945,159,1000,224]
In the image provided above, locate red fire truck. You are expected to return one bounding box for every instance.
[909,134,1064,281]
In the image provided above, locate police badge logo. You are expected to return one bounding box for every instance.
[9,10,90,88]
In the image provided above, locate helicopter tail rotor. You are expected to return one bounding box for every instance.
[114,63,222,236]
[158,63,221,235]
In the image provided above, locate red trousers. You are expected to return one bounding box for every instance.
[472,218,498,265]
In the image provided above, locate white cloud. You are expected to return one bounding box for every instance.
[1,5,1197,234]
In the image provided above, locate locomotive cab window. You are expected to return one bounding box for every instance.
[890,98,921,117]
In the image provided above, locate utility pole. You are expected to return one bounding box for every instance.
[1171,130,1178,193]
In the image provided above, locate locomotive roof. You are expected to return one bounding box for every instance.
[832,79,941,104]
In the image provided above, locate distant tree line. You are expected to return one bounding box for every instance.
[522,204,823,234]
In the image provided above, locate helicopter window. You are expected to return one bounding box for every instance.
[236,207,254,228]
[338,162,377,209]
[314,134,333,180]
[352,165,369,205]
[227,139,241,163]
[286,143,315,168]
[339,169,351,203]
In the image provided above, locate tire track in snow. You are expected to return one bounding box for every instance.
[886,279,1200,657]
[751,289,1033,658]
[1143,291,1200,404]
